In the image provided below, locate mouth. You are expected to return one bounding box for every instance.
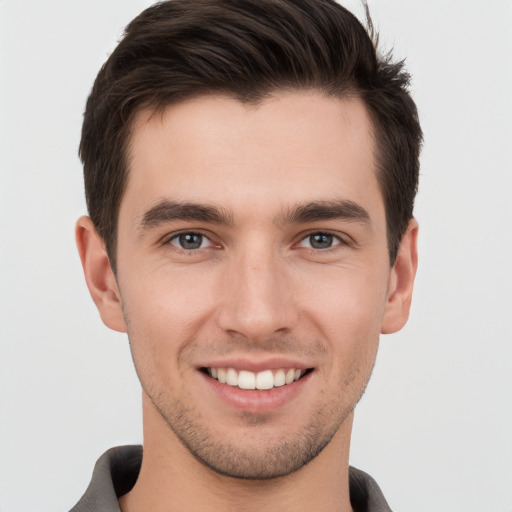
[201,367,314,390]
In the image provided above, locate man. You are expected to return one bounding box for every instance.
[72,0,421,510]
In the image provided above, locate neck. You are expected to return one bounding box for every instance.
[119,396,355,512]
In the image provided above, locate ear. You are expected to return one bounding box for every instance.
[75,216,127,333]
[381,219,419,334]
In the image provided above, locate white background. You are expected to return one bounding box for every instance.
[1,1,511,511]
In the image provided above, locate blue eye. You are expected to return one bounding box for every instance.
[170,232,209,250]
[299,233,341,250]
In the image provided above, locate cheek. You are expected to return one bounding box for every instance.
[121,261,219,327]
[118,266,219,375]
[301,264,388,372]
[303,262,389,333]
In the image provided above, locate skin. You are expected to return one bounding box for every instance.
[76,91,418,512]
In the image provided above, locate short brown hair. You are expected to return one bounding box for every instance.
[79,0,422,269]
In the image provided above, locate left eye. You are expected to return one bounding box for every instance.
[169,232,211,250]
[298,232,342,250]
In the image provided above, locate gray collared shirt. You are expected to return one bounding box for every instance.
[70,445,392,512]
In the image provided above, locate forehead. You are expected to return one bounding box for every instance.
[121,91,382,226]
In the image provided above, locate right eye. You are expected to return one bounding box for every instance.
[168,232,212,251]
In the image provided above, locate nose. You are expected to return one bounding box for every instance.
[216,246,299,342]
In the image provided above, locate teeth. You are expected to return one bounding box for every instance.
[256,370,274,390]
[274,369,286,387]
[238,370,255,390]
[226,368,238,386]
[207,367,307,390]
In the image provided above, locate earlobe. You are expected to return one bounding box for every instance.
[75,216,127,333]
[381,219,419,335]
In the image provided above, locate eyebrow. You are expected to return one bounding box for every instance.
[137,198,370,233]
[275,200,371,226]
[138,200,234,232]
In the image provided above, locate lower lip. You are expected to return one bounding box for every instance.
[200,371,312,413]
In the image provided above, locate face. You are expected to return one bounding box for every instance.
[85,91,415,479]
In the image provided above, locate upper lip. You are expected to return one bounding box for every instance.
[198,356,313,373]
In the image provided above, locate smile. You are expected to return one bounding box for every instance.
[205,367,311,390]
